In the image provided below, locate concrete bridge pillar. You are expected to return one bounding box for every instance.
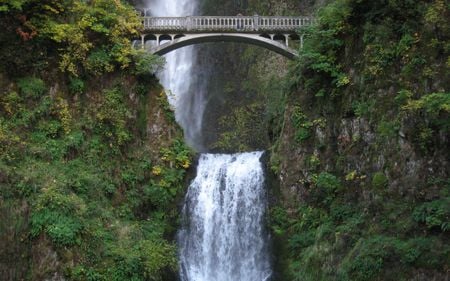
[284,34,289,47]
[186,16,192,31]
[253,15,259,31]
[141,34,146,49]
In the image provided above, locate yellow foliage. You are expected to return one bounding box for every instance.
[345,170,357,181]
[152,166,162,176]
[181,159,191,169]
[40,0,141,75]
[55,97,72,134]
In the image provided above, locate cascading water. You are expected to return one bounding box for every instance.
[147,0,207,151]
[179,152,272,281]
[145,1,272,280]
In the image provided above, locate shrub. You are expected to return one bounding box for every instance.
[343,236,395,281]
[69,77,85,95]
[316,172,341,192]
[310,172,342,204]
[394,89,413,106]
[403,92,450,130]
[377,120,400,139]
[96,87,131,145]
[413,197,450,231]
[291,106,313,142]
[269,206,290,235]
[31,209,83,246]
[85,48,114,75]
[17,77,46,98]
[133,50,165,76]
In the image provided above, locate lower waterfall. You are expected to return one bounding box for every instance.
[178,152,272,281]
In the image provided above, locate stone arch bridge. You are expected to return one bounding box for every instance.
[137,15,314,59]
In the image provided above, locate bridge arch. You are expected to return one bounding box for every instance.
[144,33,299,59]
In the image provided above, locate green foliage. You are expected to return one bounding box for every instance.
[291,106,313,142]
[270,0,450,280]
[132,50,165,76]
[352,100,375,119]
[95,87,131,146]
[269,206,290,236]
[85,48,114,75]
[413,197,450,231]
[30,187,86,246]
[156,91,176,122]
[394,89,413,106]
[371,172,388,189]
[69,77,85,95]
[343,236,395,281]
[403,92,450,130]
[139,240,178,280]
[0,69,189,280]
[0,0,142,76]
[214,102,268,151]
[377,120,400,139]
[306,154,321,170]
[291,0,352,96]
[17,77,46,98]
[315,172,341,193]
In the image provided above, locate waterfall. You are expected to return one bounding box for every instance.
[178,152,272,281]
[146,0,207,151]
[145,2,272,281]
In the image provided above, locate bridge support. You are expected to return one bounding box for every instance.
[136,15,315,59]
[141,33,299,59]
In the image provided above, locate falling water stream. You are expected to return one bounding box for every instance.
[179,152,272,281]
[147,0,207,151]
[145,1,272,280]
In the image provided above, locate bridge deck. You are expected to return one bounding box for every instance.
[142,16,314,33]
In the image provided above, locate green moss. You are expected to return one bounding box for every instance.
[371,172,388,189]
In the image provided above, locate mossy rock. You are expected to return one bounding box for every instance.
[371,172,388,189]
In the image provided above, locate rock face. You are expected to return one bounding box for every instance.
[276,105,449,204]
[0,73,187,280]
[265,0,449,279]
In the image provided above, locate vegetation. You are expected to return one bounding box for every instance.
[0,0,449,280]
[0,1,191,280]
[268,0,450,280]
[0,0,161,76]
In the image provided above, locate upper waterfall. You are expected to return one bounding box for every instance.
[146,0,207,151]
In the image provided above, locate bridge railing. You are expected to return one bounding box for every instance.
[142,16,314,33]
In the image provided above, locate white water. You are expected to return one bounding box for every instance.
[146,0,207,151]
[145,2,272,280]
[179,152,272,281]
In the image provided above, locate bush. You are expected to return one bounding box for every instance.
[310,172,342,205]
[31,210,83,246]
[403,92,450,130]
[377,120,400,139]
[316,172,341,192]
[85,48,114,75]
[133,50,165,76]
[343,236,395,281]
[69,77,85,95]
[291,106,313,142]
[17,77,46,98]
[95,87,131,145]
[413,197,450,231]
